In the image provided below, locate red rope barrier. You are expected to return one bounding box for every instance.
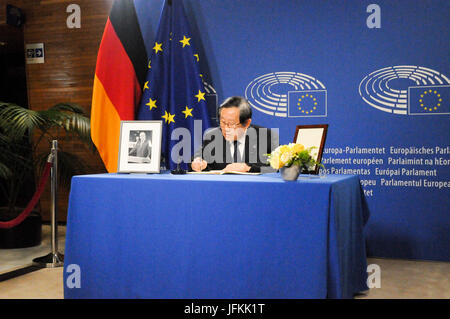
[0,162,52,229]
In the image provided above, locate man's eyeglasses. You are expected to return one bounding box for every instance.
[219,121,242,129]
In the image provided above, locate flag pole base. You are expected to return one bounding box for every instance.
[32,252,64,268]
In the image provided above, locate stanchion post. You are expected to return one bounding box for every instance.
[33,140,64,268]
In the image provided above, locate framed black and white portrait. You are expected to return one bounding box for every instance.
[117,121,162,173]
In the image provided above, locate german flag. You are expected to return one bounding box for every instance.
[91,0,148,172]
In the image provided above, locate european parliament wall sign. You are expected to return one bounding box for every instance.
[359,66,450,115]
[245,72,327,118]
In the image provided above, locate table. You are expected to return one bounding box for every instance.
[63,173,369,299]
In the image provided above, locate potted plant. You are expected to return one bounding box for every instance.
[0,101,92,248]
[267,143,323,181]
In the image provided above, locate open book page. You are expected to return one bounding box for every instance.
[187,170,261,175]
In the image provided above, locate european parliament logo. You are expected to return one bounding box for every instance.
[359,65,450,115]
[245,72,327,118]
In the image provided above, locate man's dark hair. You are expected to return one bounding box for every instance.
[218,96,252,124]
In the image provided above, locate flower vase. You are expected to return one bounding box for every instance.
[280,164,301,181]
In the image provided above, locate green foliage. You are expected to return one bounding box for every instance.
[0,101,93,215]
[290,148,318,168]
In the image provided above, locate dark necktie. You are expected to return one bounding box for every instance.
[233,140,241,163]
[233,140,240,162]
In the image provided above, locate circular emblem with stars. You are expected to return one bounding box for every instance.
[297,93,318,115]
[419,89,442,112]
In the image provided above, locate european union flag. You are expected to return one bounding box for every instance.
[288,90,327,117]
[137,0,211,170]
[408,85,450,115]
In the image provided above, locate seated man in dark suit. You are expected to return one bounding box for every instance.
[190,96,278,173]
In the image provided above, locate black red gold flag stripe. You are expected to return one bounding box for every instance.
[91,0,148,172]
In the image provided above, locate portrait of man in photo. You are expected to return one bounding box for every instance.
[128,131,152,163]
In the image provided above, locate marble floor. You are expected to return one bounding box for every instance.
[355,258,449,299]
[0,224,66,275]
[0,226,448,299]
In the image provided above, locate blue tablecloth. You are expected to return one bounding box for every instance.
[63,172,369,299]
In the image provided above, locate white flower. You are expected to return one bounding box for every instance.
[280,151,292,163]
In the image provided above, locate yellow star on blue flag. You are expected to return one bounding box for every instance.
[153,42,163,54]
[162,110,175,124]
[182,106,193,118]
[179,35,191,47]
